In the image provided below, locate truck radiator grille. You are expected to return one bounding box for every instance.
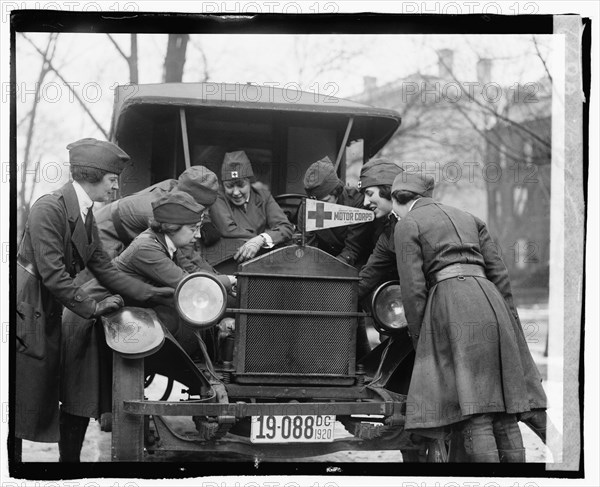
[246,277,354,311]
[244,315,354,374]
[234,246,359,385]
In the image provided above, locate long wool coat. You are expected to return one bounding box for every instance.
[209,187,294,245]
[15,183,160,442]
[60,229,231,419]
[394,198,547,431]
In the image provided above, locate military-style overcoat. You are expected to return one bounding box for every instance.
[394,198,547,431]
[209,187,294,245]
[15,183,160,442]
[94,179,178,258]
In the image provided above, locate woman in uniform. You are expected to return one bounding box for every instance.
[60,190,235,461]
[390,171,547,462]
[209,151,294,262]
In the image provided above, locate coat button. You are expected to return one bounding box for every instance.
[75,294,83,302]
[34,311,41,318]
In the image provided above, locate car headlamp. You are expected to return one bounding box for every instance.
[370,280,408,335]
[102,307,165,359]
[175,272,227,329]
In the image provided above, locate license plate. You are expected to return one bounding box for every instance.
[250,414,336,443]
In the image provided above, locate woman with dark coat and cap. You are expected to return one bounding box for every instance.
[302,156,374,267]
[15,138,173,456]
[356,158,405,300]
[60,190,236,461]
[390,171,547,462]
[209,151,294,262]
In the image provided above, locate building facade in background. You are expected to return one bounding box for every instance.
[350,50,551,297]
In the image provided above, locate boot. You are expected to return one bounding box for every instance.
[493,413,525,463]
[519,409,562,461]
[518,409,547,443]
[461,414,500,462]
[426,439,449,462]
[58,409,90,462]
[498,448,526,462]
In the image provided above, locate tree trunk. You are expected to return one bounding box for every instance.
[163,34,189,82]
[129,34,138,84]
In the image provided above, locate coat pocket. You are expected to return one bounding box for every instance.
[16,301,46,360]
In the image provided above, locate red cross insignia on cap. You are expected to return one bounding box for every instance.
[231,171,239,178]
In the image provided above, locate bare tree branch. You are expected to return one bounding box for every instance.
[189,36,210,82]
[17,33,57,233]
[21,33,109,138]
[435,50,551,149]
[106,33,129,60]
[106,33,138,83]
[532,35,553,84]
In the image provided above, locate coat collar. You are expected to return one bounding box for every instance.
[146,228,170,255]
[221,186,264,212]
[58,182,98,262]
[60,182,83,223]
[411,197,436,211]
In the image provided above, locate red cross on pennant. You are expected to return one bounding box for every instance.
[307,202,332,228]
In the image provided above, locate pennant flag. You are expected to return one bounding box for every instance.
[304,198,374,232]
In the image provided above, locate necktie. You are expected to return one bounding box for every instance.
[85,204,94,242]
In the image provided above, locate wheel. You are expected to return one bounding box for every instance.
[112,353,145,461]
[145,373,174,401]
[274,193,305,225]
[144,374,155,388]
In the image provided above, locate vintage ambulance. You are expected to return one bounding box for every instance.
[105,82,430,462]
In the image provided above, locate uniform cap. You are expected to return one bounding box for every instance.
[177,165,219,206]
[67,138,130,175]
[303,156,342,200]
[392,172,435,197]
[358,158,404,189]
[221,151,254,182]
[152,190,205,224]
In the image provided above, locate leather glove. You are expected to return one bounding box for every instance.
[94,294,124,317]
[200,221,222,246]
[234,235,264,262]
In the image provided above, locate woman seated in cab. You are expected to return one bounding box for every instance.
[209,151,294,262]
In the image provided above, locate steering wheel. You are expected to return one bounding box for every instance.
[274,193,305,225]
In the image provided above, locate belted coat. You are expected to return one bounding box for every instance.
[15,183,164,442]
[394,198,547,431]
